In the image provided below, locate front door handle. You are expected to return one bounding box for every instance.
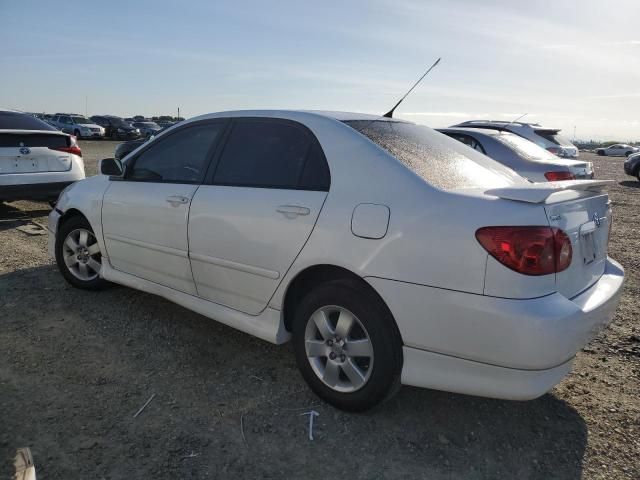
[166,195,189,206]
[276,205,310,219]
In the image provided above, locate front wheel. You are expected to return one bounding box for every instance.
[597,150,605,156]
[55,216,110,290]
[292,279,403,411]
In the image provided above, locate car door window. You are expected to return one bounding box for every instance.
[127,122,225,183]
[60,116,72,125]
[213,120,328,190]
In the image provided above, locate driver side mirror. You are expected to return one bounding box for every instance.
[100,157,123,177]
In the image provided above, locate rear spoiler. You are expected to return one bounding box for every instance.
[485,180,613,204]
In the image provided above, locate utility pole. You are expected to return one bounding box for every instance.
[85,96,88,117]
[573,125,576,142]
[177,107,180,120]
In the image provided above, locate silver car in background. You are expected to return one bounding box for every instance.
[452,120,579,159]
[439,127,593,182]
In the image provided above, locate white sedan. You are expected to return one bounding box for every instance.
[48,111,624,411]
[596,144,639,157]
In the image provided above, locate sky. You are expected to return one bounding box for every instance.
[1,0,639,140]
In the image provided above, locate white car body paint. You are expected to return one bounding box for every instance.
[49,110,624,401]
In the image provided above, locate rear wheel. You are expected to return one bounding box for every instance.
[55,216,109,290]
[292,279,403,411]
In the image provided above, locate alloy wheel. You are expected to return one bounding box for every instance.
[62,228,102,281]
[304,305,374,393]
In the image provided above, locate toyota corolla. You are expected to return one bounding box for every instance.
[48,110,624,411]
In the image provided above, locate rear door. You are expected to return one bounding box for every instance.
[188,118,330,314]
[0,132,73,175]
[102,120,227,294]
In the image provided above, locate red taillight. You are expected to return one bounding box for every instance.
[476,226,572,275]
[544,171,575,181]
[49,136,82,157]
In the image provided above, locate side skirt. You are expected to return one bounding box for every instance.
[101,259,291,344]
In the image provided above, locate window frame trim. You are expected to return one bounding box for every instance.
[121,118,231,185]
[204,117,331,192]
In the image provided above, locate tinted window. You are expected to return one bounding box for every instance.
[214,121,312,189]
[0,111,57,131]
[299,145,330,190]
[345,120,522,190]
[128,123,224,183]
[445,133,486,154]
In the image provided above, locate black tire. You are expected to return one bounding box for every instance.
[55,215,110,290]
[292,279,403,411]
[626,151,633,157]
[73,129,81,139]
[597,150,605,156]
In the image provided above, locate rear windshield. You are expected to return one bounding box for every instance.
[343,120,522,190]
[0,111,57,131]
[0,133,68,148]
[492,133,559,162]
[535,129,574,147]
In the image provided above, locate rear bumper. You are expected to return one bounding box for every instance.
[368,257,624,399]
[0,181,76,201]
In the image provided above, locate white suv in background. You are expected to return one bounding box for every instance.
[0,110,85,205]
[50,114,105,139]
[452,120,579,159]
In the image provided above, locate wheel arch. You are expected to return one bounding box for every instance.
[57,207,89,233]
[281,264,402,341]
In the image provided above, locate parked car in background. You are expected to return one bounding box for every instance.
[114,124,174,160]
[0,110,85,204]
[90,115,140,140]
[439,127,593,182]
[50,114,105,139]
[132,121,161,138]
[623,152,640,180]
[49,110,623,411]
[596,144,639,157]
[114,138,146,160]
[452,120,579,159]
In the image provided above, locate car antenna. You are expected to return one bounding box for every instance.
[502,112,528,131]
[383,57,441,118]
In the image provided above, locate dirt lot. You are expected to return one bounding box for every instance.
[1,142,638,479]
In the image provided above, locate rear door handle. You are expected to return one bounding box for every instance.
[276,205,310,219]
[166,195,189,206]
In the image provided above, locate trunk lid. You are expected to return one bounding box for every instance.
[0,131,73,174]
[486,180,612,298]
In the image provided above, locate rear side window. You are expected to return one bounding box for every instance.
[213,120,329,190]
[0,111,57,131]
[127,122,225,183]
[445,133,486,154]
[345,120,523,190]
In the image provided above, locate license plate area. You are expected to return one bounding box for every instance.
[579,220,602,265]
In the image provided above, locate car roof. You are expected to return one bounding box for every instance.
[454,120,542,128]
[187,110,412,125]
[438,126,515,138]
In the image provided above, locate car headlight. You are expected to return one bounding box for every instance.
[135,128,140,133]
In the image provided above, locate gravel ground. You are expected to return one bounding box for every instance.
[0,142,638,479]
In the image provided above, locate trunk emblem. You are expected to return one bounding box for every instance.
[593,213,602,228]
[19,147,30,155]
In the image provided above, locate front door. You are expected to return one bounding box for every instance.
[188,118,330,314]
[102,120,227,294]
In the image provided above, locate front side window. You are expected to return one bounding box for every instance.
[127,122,225,183]
[213,120,328,190]
[60,116,72,125]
